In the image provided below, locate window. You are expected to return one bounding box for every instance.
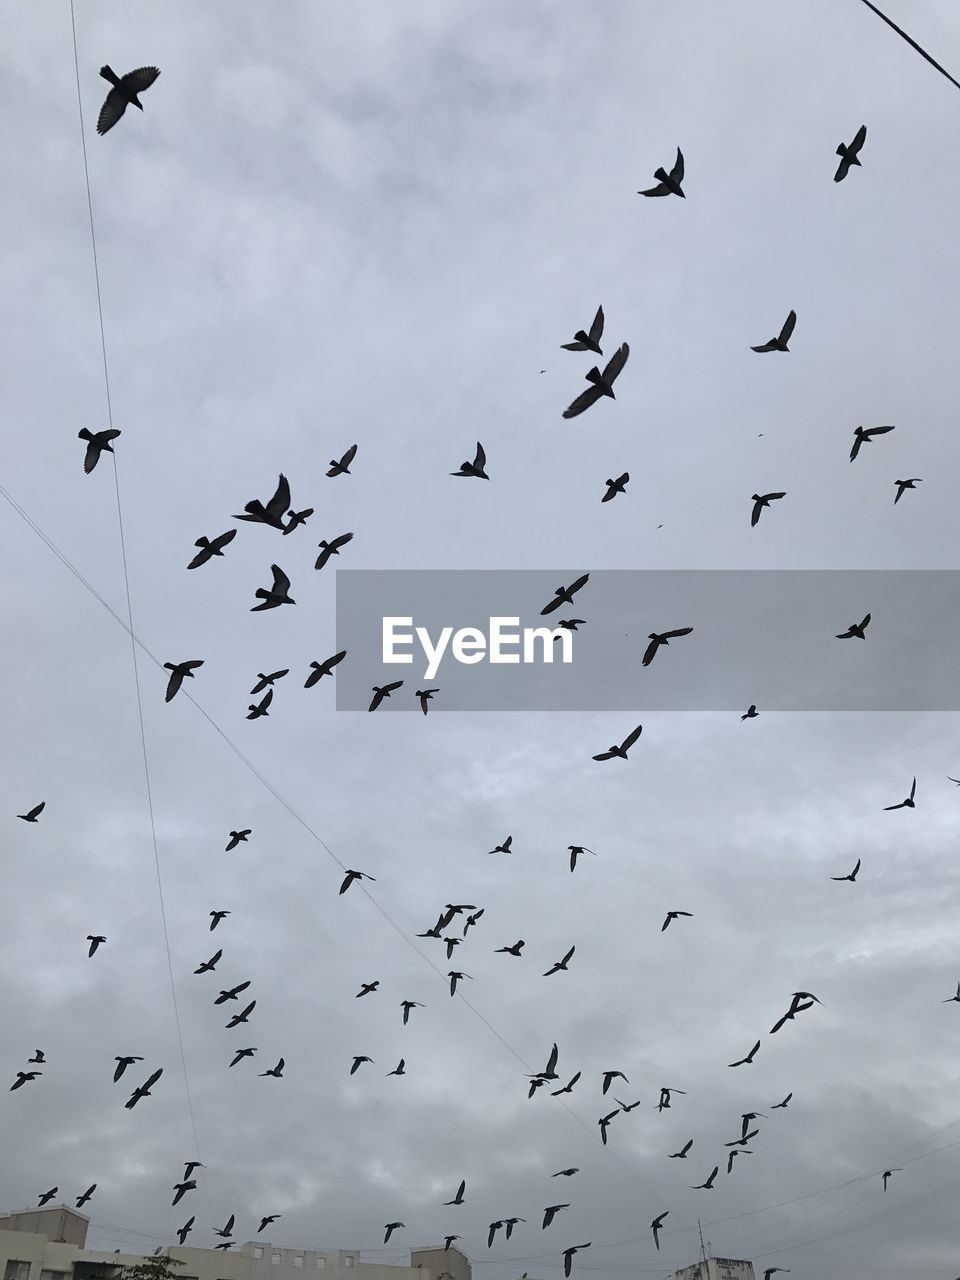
[5,1263,31,1280]
[344,1259,355,1269]
[271,1257,281,1267]
[316,1262,325,1270]
[294,1260,303,1269]
[253,1251,263,1260]
[41,1271,67,1280]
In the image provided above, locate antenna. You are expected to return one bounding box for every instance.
[697,1220,707,1263]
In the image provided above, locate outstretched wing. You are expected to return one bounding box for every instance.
[603,342,629,385]
[638,178,669,197]
[641,637,660,667]
[751,339,777,353]
[560,338,587,351]
[211,528,237,553]
[588,305,604,344]
[779,310,797,344]
[97,88,127,136]
[270,564,290,594]
[122,66,161,94]
[620,723,643,752]
[671,148,684,183]
[865,424,895,439]
[851,123,866,153]
[562,384,602,418]
[834,153,852,183]
[266,474,291,522]
[665,627,693,640]
[473,442,486,470]
[341,443,358,468]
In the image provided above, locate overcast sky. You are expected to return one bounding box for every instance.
[2,2,960,1278]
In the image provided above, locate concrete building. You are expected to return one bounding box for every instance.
[675,1259,755,1280]
[0,1207,470,1280]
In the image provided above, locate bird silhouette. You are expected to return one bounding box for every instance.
[28,1050,45,1064]
[882,1168,900,1191]
[488,835,513,855]
[568,845,595,872]
[650,1212,668,1251]
[850,424,895,462]
[87,935,106,957]
[210,910,230,930]
[171,1181,195,1207]
[164,659,204,702]
[727,1150,752,1174]
[125,1067,163,1108]
[193,951,222,976]
[561,306,604,355]
[327,444,357,477]
[692,1166,719,1190]
[187,529,236,569]
[884,777,916,810]
[350,1056,372,1075]
[601,1070,627,1094]
[369,681,403,711]
[553,1168,579,1178]
[443,1237,459,1252]
[37,1188,58,1206]
[504,1218,525,1239]
[941,982,960,1004]
[602,473,629,502]
[769,997,816,1035]
[250,672,287,696]
[176,1218,195,1246]
[894,478,921,504]
[543,1205,569,1230]
[834,123,867,181]
[305,651,347,686]
[400,1000,424,1025]
[836,613,871,639]
[444,1180,466,1206]
[283,508,313,535]
[657,1086,685,1110]
[448,970,472,996]
[386,1059,406,1076]
[562,344,629,419]
[225,830,252,851]
[383,1223,404,1244]
[496,940,525,957]
[258,1216,281,1233]
[751,310,796,352]
[260,1058,285,1078]
[831,858,861,882]
[741,704,759,720]
[229,1047,256,1067]
[339,869,375,894]
[772,1093,793,1109]
[751,492,786,526]
[356,981,379,997]
[225,1000,256,1028]
[215,980,251,1006]
[661,910,693,932]
[247,688,273,719]
[234,475,291,529]
[10,1071,41,1091]
[113,1056,143,1082]
[638,148,685,197]
[17,802,45,822]
[728,1040,761,1067]
[78,428,121,473]
[593,724,642,761]
[251,564,295,610]
[551,1072,581,1096]
[97,65,160,135]
[544,945,575,976]
[315,532,354,571]
[214,1215,235,1239]
[451,442,489,479]
[598,1112,617,1146]
[541,574,589,615]
[416,688,438,714]
[643,628,693,667]
[669,1139,693,1159]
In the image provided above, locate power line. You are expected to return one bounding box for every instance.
[856,0,960,93]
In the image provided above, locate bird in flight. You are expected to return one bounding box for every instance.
[340,869,375,894]
[882,1168,900,1192]
[616,1096,643,1112]
[729,1039,761,1067]
[125,1067,163,1109]
[10,1071,42,1091]
[769,996,816,1035]
[751,310,796,353]
[78,427,122,474]
[97,65,160,135]
[562,344,629,419]
[400,1000,424,1024]
[941,982,960,1004]
[503,1218,525,1240]
[495,940,525,956]
[657,1086,685,1110]
[692,1166,719,1190]
[194,949,221,974]
[650,1212,668,1251]
[850,424,895,462]
[543,1205,569,1230]
[37,1188,58,1207]
[726,1129,759,1149]
[643,628,693,667]
[601,1069,628,1095]
[327,444,357,477]
[251,671,287,696]
[638,147,685,197]
[188,529,237,570]
[17,802,45,823]
[894,478,921,504]
[28,1050,45,1064]
[225,830,252,852]
[772,1092,793,1109]
[448,970,472,996]
[283,508,313,535]
[305,651,347,686]
[751,491,786,526]
[568,845,595,873]
[214,1215,236,1239]
[225,1001,256,1029]
[541,574,589,615]
[260,1058,285,1078]
[234,474,291,530]
[488,836,513,855]
[87,935,106,957]
[727,1149,750,1174]
[884,777,916,810]
[836,613,871,639]
[442,1237,459,1252]
[176,1219,195,1246]
[416,688,438,714]
[562,306,604,355]
[356,981,379,997]
[369,681,403,711]
[229,1047,256,1067]
[315,532,354,571]
[834,123,867,182]
[661,910,693,932]
[451,442,489,479]
[113,1055,143,1082]
[214,980,251,1006]
[251,564,295,611]
[553,1168,579,1178]
[551,1071,581,1096]
[544,945,575,976]
[258,1216,281,1233]
[383,1223,404,1244]
[444,1180,466,1206]
[831,858,861,882]
[171,1180,195,1207]
[247,689,273,720]
[669,1139,693,1159]
[210,910,230,931]
[558,618,585,631]
[563,1244,591,1277]
[593,724,642,761]
[164,659,203,702]
[763,1270,791,1280]
[602,473,629,503]
[741,704,759,720]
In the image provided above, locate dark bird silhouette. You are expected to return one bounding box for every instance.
[305,651,347,686]
[214,980,251,1006]
[741,1111,766,1136]
[751,492,786,526]
[350,1055,372,1075]
[751,310,796,353]
[894,478,921,504]
[593,724,642,761]
[831,857,861,882]
[487,1222,504,1249]
[234,475,291,529]
[562,344,629,419]
[229,1047,256,1067]
[444,1180,466,1206]
[386,1060,406,1076]
[763,1270,791,1280]
[601,1070,627,1095]
[401,1000,424,1025]
[78,427,121,473]
[225,1000,256,1029]
[568,845,595,872]
[837,613,871,639]
[616,1097,643,1112]
[561,306,604,355]
[443,1237,459,1252]
[10,1071,41,1090]
[163,660,203,702]
[727,1150,752,1174]
[183,1161,203,1179]
[882,1168,900,1191]
[650,1212,668,1251]
[850,424,895,462]
[769,997,816,1035]
[225,830,251,851]
[356,981,379,998]
[187,529,236,569]
[97,65,160,134]
[657,1086,685,1111]
[544,945,575,976]
[772,1093,793,1109]
[251,672,287,696]
[504,1218,525,1239]
[941,982,960,1004]
[38,1188,58,1206]
[443,936,461,960]
[210,910,230,930]
[669,1139,693,1159]
[488,835,513,855]
[416,688,439,715]
[884,777,916,810]
[726,1129,758,1151]
[543,1205,569,1230]
[661,910,692,932]
[563,1245,591,1277]
[258,1216,280,1234]
[327,444,357,477]
[553,1168,579,1177]
[283,508,313,535]
[214,1244,233,1252]
[315,532,354,571]
[260,1058,284,1078]
[125,1066,162,1109]
[113,1056,143,1082]
[692,1166,719,1190]
[741,704,759,720]
[451,442,489,479]
[729,1040,760,1067]
[176,1218,194,1246]
[551,1071,581,1096]
[602,473,629,502]
[538,1043,560,1080]
[28,1050,45,1064]
[247,688,273,719]
[171,1181,195,1207]
[598,1112,617,1145]
[558,619,585,631]
[383,1223,404,1244]
[638,148,685,197]
[251,564,295,611]
[496,940,525,957]
[448,970,472,996]
[643,628,693,667]
[87,935,106,957]
[835,123,867,181]
[214,1214,235,1239]
[340,869,375,894]
[17,802,45,822]
[541,575,590,618]
[369,681,403,712]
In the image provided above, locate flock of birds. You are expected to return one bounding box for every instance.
[4,43,953,1280]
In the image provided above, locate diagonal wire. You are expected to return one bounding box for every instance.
[856,0,960,92]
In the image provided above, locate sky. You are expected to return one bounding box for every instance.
[2,1,960,1278]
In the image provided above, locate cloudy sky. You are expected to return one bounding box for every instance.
[2,2,960,1278]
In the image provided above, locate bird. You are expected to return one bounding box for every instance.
[386,1059,406,1076]
[602,473,629,502]
[836,613,871,639]
[488,835,513,854]
[568,846,595,872]
[448,970,472,996]
[10,1071,41,1091]
[657,1086,685,1110]
[349,1055,372,1075]
[229,1047,256,1067]
[400,1000,424,1025]
[563,1245,591,1277]
[551,1072,581,1096]
[444,1180,466,1206]
[669,1139,693,1159]
[234,474,292,529]
[553,1168,579,1178]
[751,310,796,353]
[769,998,816,1035]
[729,1040,761,1067]
[834,123,867,181]
[496,940,525,957]
[772,1092,793,1109]
[225,1000,256,1029]
[257,1216,280,1233]
[315,532,354,571]
[37,1188,58,1207]
[601,1070,628,1095]
[692,1166,719,1190]
[164,660,204,702]
[894,478,921,504]
[340,869,375,894]
[369,681,403,711]
[661,910,693,932]
[96,65,160,134]
[415,688,439,714]
[541,574,589,616]
[850,424,895,462]
[950,777,960,786]
[543,1205,569,1230]
[183,1161,203,1179]
[356,981,379,998]
[87,935,106,957]
[544,945,576,976]
[17,802,45,822]
[558,619,585,631]
[176,1218,194,1246]
[882,1168,900,1191]
[727,1149,752,1174]
[831,857,861,882]
[598,1113,617,1146]
[383,1223,404,1244]
[327,444,357,477]
[125,1067,163,1108]
[741,1111,766,1134]
[78,427,121,473]
[210,910,230,930]
[884,777,916,810]
[561,306,604,355]
[725,1129,759,1148]
[487,1223,504,1249]
[171,1181,195,1207]
[187,529,237,569]
[616,1097,643,1112]
[28,1050,45,1064]
[562,344,629,419]
[113,1056,143,1082]
[443,936,461,960]
[251,564,295,611]
[215,980,251,1005]
[260,1058,284,1078]
[214,1214,235,1239]
[214,1244,233,1252]
[443,1237,459,1252]
[451,442,489,479]
[592,723,642,761]
[763,1270,791,1280]
[247,688,273,719]
[942,982,960,1004]
[305,651,347,686]
[283,508,313,535]
[225,830,252,851]
[741,704,759,720]
[643,628,693,667]
[504,1218,525,1239]
[650,1212,668,1251]
[250,671,288,696]
[638,148,685,197]
[751,491,786,526]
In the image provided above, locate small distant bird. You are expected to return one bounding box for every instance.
[563,1244,591,1277]
[176,1218,195,1246]
[836,613,871,639]
[544,945,575,976]
[251,564,295,611]
[443,1237,459,1252]
[850,424,895,462]
[834,123,867,182]
[183,1161,203,1179]
[386,1059,405,1076]
[258,1216,280,1233]
[692,1166,719,1190]
[260,1058,284,1078]
[315,532,354,571]
[214,980,251,1005]
[643,628,693,667]
[87,935,106,957]
[163,659,203,702]
[741,1111,766,1134]
[225,830,251,851]
[171,1181,195,1207]
[369,681,403,711]
[340,869,375,894]
[884,777,916,810]
[661,910,692,932]
[769,998,815,1035]
[283,508,313,535]
[38,1188,58,1206]
[229,1047,256,1067]
[10,1071,41,1090]
[225,1000,256,1029]
[601,1070,628,1095]
[383,1223,404,1244]
[728,1040,760,1067]
[451,442,489,479]
[638,147,685,197]
[214,1244,233,1252]
[562,344,629,419]
[416,688,438,714]
[541,573,589,615]
[751,310,796,353]
[488,835,513,855]
[444,1180,466,1206]
[751,491,786,526]
[448,970,472,996]
[616,1097,643,1112]
[400,1000,424,1025]
[535,1043,560,1080]
[543,1205,569,1230]
[551,1072,581,1096]
[350,1056,372,1075]
[657,1086,685,1110]
[356,981,379,998]
[650,1212,668,1250]
[17,802,44,822]
[125,1067,163,1109]
[305,651,347,686]
[949,777,960,786]
[504,1218,525,1239]
[568,845,595,872]
[247,688,273,719]
[882,1168,900,1191]
[96,65,160,135]
[78,427,121,473]
[553,1168,579,1178]
[894,478,921,504]
[727,1150,752,1174]
[28,1050,45,1064]
[443,936,461,960]
[558,619,585,631]
[234,474,291,529]
[599,1112,617,1145]
[251,671,288,696]
[593,723,642,761]
[669,1139,693,1159]
[496,940,525,957]
[113,1055,143,1082]
[187,529,236,569]
[741,704,759,720]
[561,306,604,355]
[772,1093,793,1109]
[831,858,861,882]
[602,473,629,502]
[941,982,960,1004]
[214,1214,235,1239]
[210,910,230,930]
[327,444,357,477]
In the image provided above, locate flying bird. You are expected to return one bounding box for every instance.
[315,532,354,571]
[850,424,895,462]
[96,65,160,135]
[78,427,121,473]
[661,910,693,932]
[669,1139,693,1159]
[444,1180,466,1206]
[769,998,816,1035]
[728,1040,761,1067]
[448,970,472,996]
[884,777,916,810]
[598,1113,617,1147]
[836,613,871,639]
[327,444,357,477]
[538,1043,560,1080]
[593,724,642,761]
[601,1070,628,1095]
[772,1093,793,1109]
[882,1168,900,1191]
[229,1048,256,1067]
[741,704,759,720]
[258,1216,280,1233]
[657,1086,685,1110]
[214,1214,235,1239]
[28,1050,45,1064]
[562,1245,591,1277]
[751,491,786,526]
[451,442,489,479]
[602,473,629,502]
[225,830,251,851]
[247,688,273,719]
[487,1223,504,1249]
[562,344,629,419]
[260,1058,285,1078]
[305,651,347,686]
[544,945,575,976]
[340,869,375,894]
[727,1150,752,1174]
[283,508,313,535]
[725,1129,759,1148]
[692,1167,719,1190]
[383,1223,404,1244]
[17,802,45,822]
[171,1181,195,1207]
[643,628,693,667]
[210,910,230,930]
[37,1188,58,1206]
[650,1212,668,1251]
[831,858,861,882]
[416,688,438,714]
[894,478,921,504]
[187,529,236,569]
[488,836,513,855]
[10,1071,41,1091]
[369,681,403,711]
[356,981,379,998]
[543,1205,569,1230]
[225,1000,256,1028]
[551,1071,581,1096]
[87,935,106,957]
[561,306,604,355]
[504,1218,525,1239]
[558,619,585,631]
[496,940,525,957]
[834,123,867,182]
[616,1097,643,1112]
[541,574,589,615]
[553,1168,579,1178]
[214,980,251,1005]
[233,474,291,529]
[250,671,287,695]
[400,1000,424,1024]
[251,564,295,611]
[443,1237,459,1252]
[176,1218,194,1246]
[568,845,595,872]
[113,1056,143,1082]
[751,310,796,353]
[183,1161,203,1179]
[125,1066,163,1108]
[638,147,685,197]
[386,1060,406,1076]
[942,982,960,1004]
[164,660,204,702]
[350,1056,372,1075]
